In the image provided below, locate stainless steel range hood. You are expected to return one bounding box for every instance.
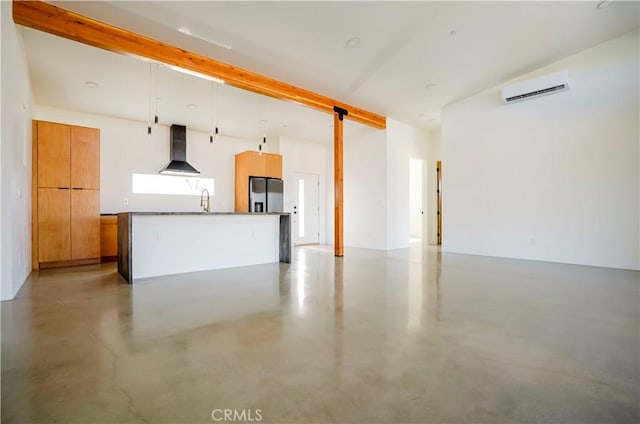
[159,124,200,176]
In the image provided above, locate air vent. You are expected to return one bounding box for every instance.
[501,70,570,104]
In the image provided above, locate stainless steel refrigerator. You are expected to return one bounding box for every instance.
[249,177,283,213]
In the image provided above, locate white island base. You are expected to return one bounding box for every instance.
[117,212,291,283]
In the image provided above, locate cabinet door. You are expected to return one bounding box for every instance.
[71,189,100,260]
[38,122,70,188]
[100,223,118,257]
[38,188,71,262]
[265,154,282,179]
[71,126,100,189]
[245,151,266,176]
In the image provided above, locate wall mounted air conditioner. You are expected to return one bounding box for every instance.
[501,70,570,104]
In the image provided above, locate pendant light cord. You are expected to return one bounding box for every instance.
[154,63,159,125]
[147,63,153,135]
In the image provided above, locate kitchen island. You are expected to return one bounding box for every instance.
[117,212,290,283]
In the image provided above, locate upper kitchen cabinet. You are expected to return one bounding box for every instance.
[71,126,100,189]
[235,151,282,178]
[265,154,282,179]
[36,121,100,189]
[37,121,70,188]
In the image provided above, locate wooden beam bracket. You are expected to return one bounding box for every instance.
[333,106,349,121]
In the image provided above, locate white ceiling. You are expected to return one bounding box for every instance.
[22,1,639,144]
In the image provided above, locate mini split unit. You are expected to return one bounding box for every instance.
[501,70,570,104]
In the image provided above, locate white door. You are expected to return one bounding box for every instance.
[293,173,319,245]
[409,158,424,242]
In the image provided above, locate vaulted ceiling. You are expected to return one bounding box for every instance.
[22,1,640,144]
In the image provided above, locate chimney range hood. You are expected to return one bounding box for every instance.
[160,124,200,176]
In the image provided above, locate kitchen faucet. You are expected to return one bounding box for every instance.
[200,188,210,213]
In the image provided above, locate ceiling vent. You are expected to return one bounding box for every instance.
[501,70,570,104]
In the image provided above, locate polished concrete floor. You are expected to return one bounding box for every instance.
[2,244,639,423]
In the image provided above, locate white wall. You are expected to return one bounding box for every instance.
[34,105,263,213]
[1,3,33,301]
[442,29,639,270]
[279,136,327,243]
[343,126,388,250]
[386,119,428,250]
[325,138,335,247]
[324,119,430,251]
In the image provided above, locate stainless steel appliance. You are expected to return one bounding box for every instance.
[249,177,283,213]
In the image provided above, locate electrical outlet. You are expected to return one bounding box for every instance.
[123,198,129,205]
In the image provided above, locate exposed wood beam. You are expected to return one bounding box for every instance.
[334,112,344,257]
[12,0,386,130]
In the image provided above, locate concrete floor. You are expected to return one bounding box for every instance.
[1,244,639,423]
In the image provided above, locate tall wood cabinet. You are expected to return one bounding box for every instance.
[32,121,101,269]
[234,151,282,212]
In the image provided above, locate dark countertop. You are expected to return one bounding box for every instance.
[117,211,290,216]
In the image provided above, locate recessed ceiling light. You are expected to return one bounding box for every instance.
[425,83,436,90]
[346,37,360,48]
[596,0,613,9]
[84,81,99,88]
[449,30,457,37]
[187,104,198,109]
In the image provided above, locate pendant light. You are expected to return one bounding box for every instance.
[210,82,219,143]
[258,96,267,153]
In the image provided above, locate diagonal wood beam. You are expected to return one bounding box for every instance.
[13,0,386,130]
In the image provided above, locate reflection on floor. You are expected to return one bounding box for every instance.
[2,245,639,423]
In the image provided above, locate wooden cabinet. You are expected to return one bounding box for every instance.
[37,122,70,188]
[265,154,282,179]
[37,188,71,262]
[71,126,100,189]
[32,120,101,269]
[71,189,100,259]
[234,151,283,212]
[100,215,118,259]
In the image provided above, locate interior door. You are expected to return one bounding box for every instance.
[293,173,319,245]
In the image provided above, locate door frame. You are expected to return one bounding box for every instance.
[437,161,442,245]
[293,172,320,245]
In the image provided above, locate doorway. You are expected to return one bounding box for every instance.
[293,172,319,245]
[409,159,425,243]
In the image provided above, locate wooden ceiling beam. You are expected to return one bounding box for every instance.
[12,0,386,130]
